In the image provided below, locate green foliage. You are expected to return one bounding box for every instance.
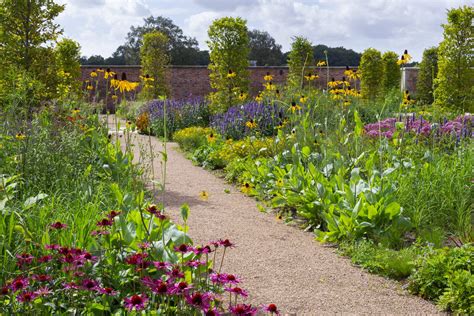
[312,44,361,66]
[111,15,208,65]
[409,244,473,314]
[360,48,384,100]
[416,47,438,105]
[55,38,82,97]
[248,29,284,66]
[434,6,474,112]
[382,51,400,93]
[207,17,250,113]
[287,37,314,88]
[340,241,421,280]
[140,31,170,99]
[173,126,213,152]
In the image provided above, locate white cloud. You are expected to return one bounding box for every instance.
[57,0,472,61]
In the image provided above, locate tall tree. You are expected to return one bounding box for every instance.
[382,51,401,93]
[313,45,361,66]
[112,16,206,65]
[434,6,473,112]
[0,0,64,71]
[359,48,384,100]
[248,29,283,66]
[287,36,313,88]
[416,47,438,105]
[140,31,170,99]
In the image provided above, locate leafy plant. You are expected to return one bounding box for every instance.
[360,48,384,101]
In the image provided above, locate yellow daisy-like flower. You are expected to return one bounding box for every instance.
[199,191,209,201]
[304,72,318,81]
[263,72,273,81]
[291,101,301,113]
[96,68,104,73]
[104,68,116,79]
[328,78,339,88]
[277,119,288,129]
[126,121,133,129]
[241,182,252,194]
[397,50,412,66]
[299,95,307,104]
[116,80,139,93]
[332,91,343,100]
[90,71,98,78]
[255,94,263,103]
[246,119,257,129]
[140,74,155,82]
[276,179,284,187]
[238,91,247,101]
[343,99,351,106]
[227,69,236,79]
[207,133,216,143]
[316,60,326,67]
[72,108,80,114]
[86,84,93,91]
[15,132,26,140]
[265,81,276,91]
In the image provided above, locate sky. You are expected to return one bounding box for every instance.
[55,0,471,62]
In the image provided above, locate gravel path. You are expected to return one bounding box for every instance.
[110,117,440,315]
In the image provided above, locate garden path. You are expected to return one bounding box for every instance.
[108,116,440,315]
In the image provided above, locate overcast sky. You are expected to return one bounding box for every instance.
[56,0,471,62]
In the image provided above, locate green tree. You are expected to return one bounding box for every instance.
[360,48,384,100]
[207,17,249,113]
[248,29,283,66]
[113,16,206,65]
[313,44,361,66]
[382,51,401,93]
[0,0,64,71]
[55,38,81,96]
[416,47,438,105]
[434,6,473,112]
[287,36,314,88]
[140,31,170,99]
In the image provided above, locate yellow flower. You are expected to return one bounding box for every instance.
[255,93,263,103]
[328,78,339,88]
[104,68,116,79]
[116,80,139,93]
[401,90,415,107]
[227,69,236,79]
[304,72,318,81]
[15,132,26,140]
[397,50,412,66]
[264,81,275,90]
[72,108,80,114]
[140,74,155,82]
[263,72,273,81]
[241,182,252,194]
[291,101,301,113]
[276,179,284,187]
[238,91,247,101]
[199,191,209,201]
[343,99,351,106]
[126,121,133,129]
[316,60,326,67]
[246,119,257,129]
[332,91,343,100]
[90,71,98,78]
[277,119,288,129]
[299,95,307,104]
[112,94,118,101]
[86,84,93,91]
[207,133,216,143]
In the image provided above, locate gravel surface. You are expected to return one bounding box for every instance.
[110,117,440,315]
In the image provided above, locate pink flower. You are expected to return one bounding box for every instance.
[16,253,34,266]
[146,204,167,220]
[225,287,248,297]
[63,282,80,290]
[175,244,192,253]
[82,279,99,291]
[186,260,205,268]
[167,267,184,279]
[125,253,150,268]
[97,287,118,296]
[50,221,68,229]
[96,218,114,227]
[185,292,212,310]
[141,277,170,295]
[169,281,192,295]
[32,274,52,282]
[1,285,10,295]
[218,239,235,248]
[194,245,212,255]
[229,304,258,315]
[10,277,29,292]
[263,303,280,315]
[210,273,240,285]
[123,294,148,311]
[17,291,38,303]
[204,308,221,316]
[34,287,51,297]
[37,255,53,263]
[153,261,171,270]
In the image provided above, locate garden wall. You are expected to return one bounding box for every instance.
[81,65,419,100]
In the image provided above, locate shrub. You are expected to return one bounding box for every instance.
[140,31,170,99]
[174,127,214,152]
[434,6,474,112]
[409,244,473,314]
[416,47,438,105]
[207,17,250,113]
[381,51,400,93]
[360,48,384,101]
[287,37,314,88]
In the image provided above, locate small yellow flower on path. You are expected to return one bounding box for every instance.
[199,191,209,201]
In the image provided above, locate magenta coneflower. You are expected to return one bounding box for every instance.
[167,267,185,279]
[125,253,149,268]
[175,244,192,254]
[97,287,118,296]
[218,239,235,248]
[123,294,148,311]
[37,255,53,263]
[185,292,212,310]
[169,281,192,295]
[153,261,171,270]
[16,291,38,303]
[96,218,114,227]
[194,245,212,255]
[10,277,29,292]
[204,308,221,316]
[210,273,240,285]
[82,279,99,291]
[186,260,205,268]
[229,304,258,315]
[16,253,34,266]
[32,274,52,282]
[1,285,10,295]
[34,287,51,297]
[263,303,280,315]
[63,282,80,290]
[50,221,68,229]
[141,277,169,295]
[225,287,248,297]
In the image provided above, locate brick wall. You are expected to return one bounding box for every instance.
[81,65,418,100]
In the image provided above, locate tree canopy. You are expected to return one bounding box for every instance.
[248,29,284,66]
